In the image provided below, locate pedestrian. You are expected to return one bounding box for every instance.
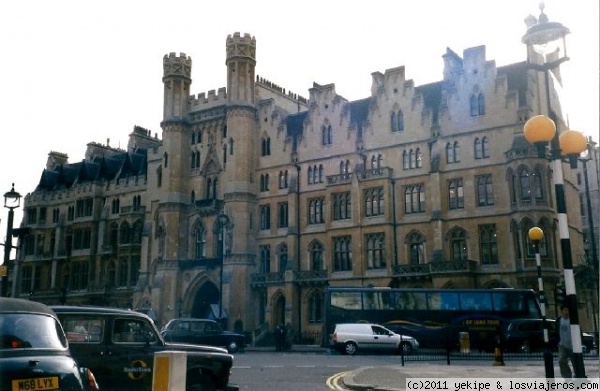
[556,304,574,379]
[275,324,285,351]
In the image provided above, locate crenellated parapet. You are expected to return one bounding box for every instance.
[256,75,308,105]
[226,32,256,63]
[189,87,228,109]
[163,52,192,81]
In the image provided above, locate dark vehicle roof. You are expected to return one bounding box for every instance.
[0,297,56,315]
[51,305,153,320]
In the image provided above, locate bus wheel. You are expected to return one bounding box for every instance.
[399,342,413,354]
[344,342,357,355]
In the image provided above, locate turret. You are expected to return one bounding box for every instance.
[226,33,256,106]
[162,52,192,122]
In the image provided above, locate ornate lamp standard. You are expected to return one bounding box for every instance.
[528,227,553,379]
[522,3,588,378]
[1,184,21,297]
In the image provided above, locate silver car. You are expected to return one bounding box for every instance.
[331,323,419,355]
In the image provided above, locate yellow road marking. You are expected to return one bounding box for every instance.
[326,371,350,390]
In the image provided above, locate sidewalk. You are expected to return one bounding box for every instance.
[342,361,600,391]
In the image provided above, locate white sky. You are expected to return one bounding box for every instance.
[0,0,598,244]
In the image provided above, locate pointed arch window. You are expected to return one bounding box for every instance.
[259,245,271,273]
[322,125,332,146]
[308,290,323,323]
[446,143,454,164]
[195,225,206,259]
[482,137,490,158]
[404,184,425,214]
[448,178,464,210]
[416,148,422,168]
[277,244,288,272]
[407,231,425,265]
[479,224,498,265]
[474,138,483,159]
[365,232,385,269]
[333,235,352,272]
[391,110,404,132]
[449,228,468,261]
[308,166,313,184]
[403,151,409,170]
[309,241,324,271]
[470,93,485,116]
[318,165,323,183]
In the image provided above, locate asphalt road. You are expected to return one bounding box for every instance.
[229,350,404,391]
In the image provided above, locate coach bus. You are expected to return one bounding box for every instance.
[323,287,542,351]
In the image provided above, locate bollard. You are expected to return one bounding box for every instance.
[459,332,470,354]
[153,351,187,391]
[493,347,505,366]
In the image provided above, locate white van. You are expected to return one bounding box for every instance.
[331,323,419,355]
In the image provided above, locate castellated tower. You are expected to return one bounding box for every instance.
[223,33,257,329]
[160,52,192,261]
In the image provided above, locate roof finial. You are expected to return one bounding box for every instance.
[538,2,549,24]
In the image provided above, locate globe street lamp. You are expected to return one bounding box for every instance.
[522,4,588,378]
[2,184,22,297]
[528,227,553,379]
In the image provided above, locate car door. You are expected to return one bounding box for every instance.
[103,316,158,391]
[371,325,397,351]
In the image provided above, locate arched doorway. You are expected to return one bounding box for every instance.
[272,293,285,329]
[192,282,219,318]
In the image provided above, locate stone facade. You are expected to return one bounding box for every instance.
[13,31,595,342]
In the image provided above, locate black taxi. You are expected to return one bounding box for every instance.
[0,298,99,391]
[51,305,236,391]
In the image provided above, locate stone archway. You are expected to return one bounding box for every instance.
[191,282,219,318]
[272,293,286,330]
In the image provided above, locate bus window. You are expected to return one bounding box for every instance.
[427,292,459,310]
[460,292,492,311]
[363,291,392,310]
[331,291,362,310]
[394,292,426,310]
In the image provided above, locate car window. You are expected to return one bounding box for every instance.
[61,315,105,343]
[175,321,191,332]
[204,322,220,332]
[113,318,158,343]
[1,313,66,349]
[371,325,389,336]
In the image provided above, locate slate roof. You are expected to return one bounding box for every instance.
[36,149,148,191]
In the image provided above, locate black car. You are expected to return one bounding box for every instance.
[0,298,99,391]
[160,318,246,353]
[503,318,595,353]
[52,305,237,391]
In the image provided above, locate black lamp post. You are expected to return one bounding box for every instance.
[2,184,21,297]
[528,227,554,380]
[579,142,599,352]
[217,211,230,327]
[522,3,588,378]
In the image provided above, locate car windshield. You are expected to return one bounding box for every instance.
[1,313,67,350]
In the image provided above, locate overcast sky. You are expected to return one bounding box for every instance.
[0,0,598,242]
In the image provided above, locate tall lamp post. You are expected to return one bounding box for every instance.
[1,184,22,297]
[580,142,599,351]
[217,212,230,328]
[522,4,588,378]
[528,227,554,380]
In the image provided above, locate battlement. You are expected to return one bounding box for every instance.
[163,52,192,79]
[256,75,307,104]
[189,87,228,108]
[226,32,256,46]
[226,32,256,62]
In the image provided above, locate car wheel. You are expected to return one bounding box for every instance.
[344,342,358,355]
[399,341,413,354]
[227,341,239,353]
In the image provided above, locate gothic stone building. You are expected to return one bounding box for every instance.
[14,31,590,341]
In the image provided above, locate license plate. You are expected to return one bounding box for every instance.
[12,377,59,391]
